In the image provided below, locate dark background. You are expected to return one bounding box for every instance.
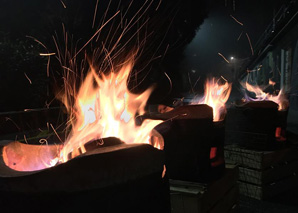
[0,0,288,111]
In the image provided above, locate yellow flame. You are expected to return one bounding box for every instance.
[192,78,232,121]
[242,81,288,110]
[60,60,163,162]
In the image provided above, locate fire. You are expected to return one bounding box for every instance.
[241,81,288,110]
[59,60,163,162]
[191,78,232,121]
[2,59,164,171]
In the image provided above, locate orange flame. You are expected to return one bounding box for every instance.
[241,81,288,110]
[59,60,163,162]
[192,78,232,121]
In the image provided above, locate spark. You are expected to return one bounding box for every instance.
[5,117,21,130]
[92,0,99,28]
[60,0,66,8]
[72,10,120,60]
[221,75,228,82]
[188,72,195,94]
[156,0,162,11]
[24,72,32,84]
[39,53,56,56]
[26,36,51,77]
[39,138,48,145]
[230,15,243,26]
[164,72,172,95]
[246,33,254,55]
[23,135,28,144]
[218,53,230,63]
[160,43,169,62]
[237,31,243,41]
[50,123,63,144]
[25,35,47,49]
[193,76,201,89]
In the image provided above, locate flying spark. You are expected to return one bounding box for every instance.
[24,72,32,84]
[230,15,243,26]
[156,0,162,11]
[218,53,230,63]
[221,76,228,82]
[237,31,243,41]
[60,0,67,8]
[39,53,56,56]
[246,33,254,55]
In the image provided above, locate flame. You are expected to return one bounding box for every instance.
[2,60,163,171]
[59,60,163,162]
[191,78,232,121]
[241,81,288,110]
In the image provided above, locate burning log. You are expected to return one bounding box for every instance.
[0,138,170,212]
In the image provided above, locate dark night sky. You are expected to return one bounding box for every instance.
[0,0,289,110]
[181,0,285,94]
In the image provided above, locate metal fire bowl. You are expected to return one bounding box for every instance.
[0,138,165,193]
[142,104,215,182]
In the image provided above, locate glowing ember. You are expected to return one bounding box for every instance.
[191,78,232,121]
[2,141,61,172]
[59,60,163,162]
[241,81,288,110]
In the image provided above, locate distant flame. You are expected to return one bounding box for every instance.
[241,81,288,110]
[191,78,232,121]
[60,60,163,162]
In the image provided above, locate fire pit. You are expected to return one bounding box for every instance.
[225,100,280,150]
[234,81,290,148]
[140,104,227,182]
[0,138,170,212]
